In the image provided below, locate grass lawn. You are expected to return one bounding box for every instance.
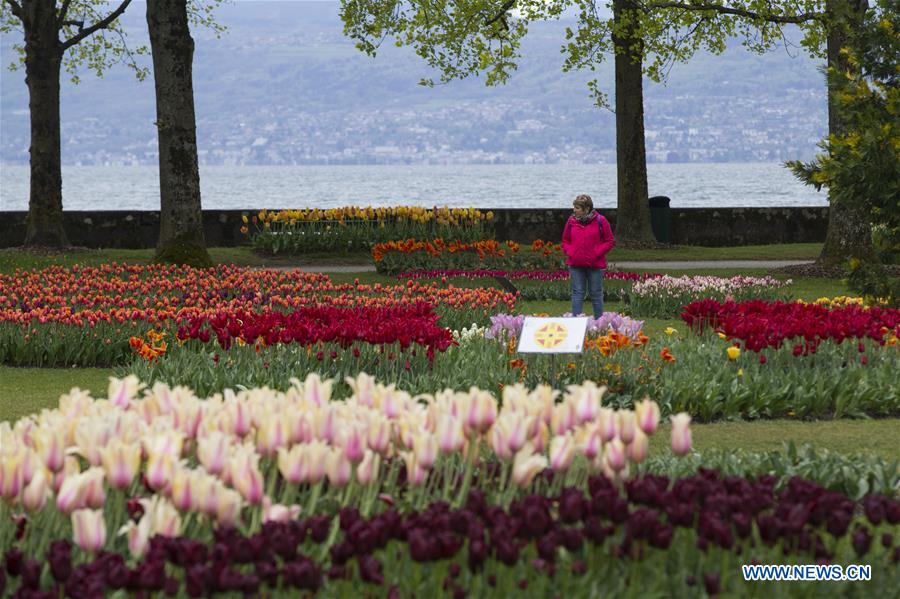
[650,419,900,462]
[2,366,898,462]
[0,243,824,274]
[0,366,114,423]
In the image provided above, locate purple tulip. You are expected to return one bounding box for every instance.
[862,495,885,525]
[309,516,332,543]
[852,526,872,557]
[495,539,519,566]
[4,549,23,577]
[282,558,321,591]
[358,555,384,586]
[882,533,894,549]
[255,560,279,587]
[704,573,722,596]
[558,489,586,524]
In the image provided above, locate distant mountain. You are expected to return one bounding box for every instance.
[0,1,827,165]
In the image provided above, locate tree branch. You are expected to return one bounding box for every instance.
[57,0,73,27]
[61,0,132,51]
[4,0,24,20]
[645,1,823,23]
[485,0,516,27]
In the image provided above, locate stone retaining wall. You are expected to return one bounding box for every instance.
[0,207,829,248]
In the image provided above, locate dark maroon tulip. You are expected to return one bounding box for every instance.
[584,517,606,545]
[826,509,852,537]
[255,560,279,587]
[882,533,894,549]
[696,537,709,552]
[126,497,145,522]
[4,549,23,577]
[797,530,812,552]
[517,578,529,590]
[20,560,41,589]
[559,489,586,524]
[358,555,384,586]
[666,502,694,528]
[523,503,552,538]
[704,573,721,596]
[231,536,256,564]
[649,522,674,550]
[340,506,361,531]
[328,565,348,580]
[282,559,321,591]
[448,563,461,578]
[862,495,885,525]
[388,585,402,599]
[330,542,355,566]
[13,516,26,542]
[185,565,209,598]
[452,585,466,599]
[310,516,332,543]
[103,555,129,590]
[348,521,377,554]
[886,500,900,524]
[893,547,900,564]
[139,560,167,592]
[48,540,72,583]
[408,528,436,562]
[495,539,519,566]
[468,538,487,572]
[559,528,584,552]
[571,560,587,576]
[785,503,811,533]
[756,514,780,544]
[537,534,558,562]
[164,576,180,596]
[733,512,752,539]
[852,526,872,558]
[488,574,497,587]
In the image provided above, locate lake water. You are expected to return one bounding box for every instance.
[0,163,826,210]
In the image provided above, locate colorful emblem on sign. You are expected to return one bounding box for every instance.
[533,322,568,349]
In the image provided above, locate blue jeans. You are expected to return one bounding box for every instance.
[570,266,604,316]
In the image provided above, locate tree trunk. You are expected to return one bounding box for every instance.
[146,0,211,267]
[611,0,655,245]
[23,0,68,248]
[819,0,876,266]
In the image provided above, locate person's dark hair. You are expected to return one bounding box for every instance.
[573,194,593,211]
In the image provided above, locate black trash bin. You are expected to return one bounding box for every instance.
[648,196,671,243]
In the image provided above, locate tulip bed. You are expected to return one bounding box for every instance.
[125,316,900,420]
[1,376,899,597]
[245,206,496,253]
[372,239,565,275]
[397,269,662,301]
[629,275,793,318]
[0,265,515,367]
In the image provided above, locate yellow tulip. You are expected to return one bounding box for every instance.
[726,346,741,360]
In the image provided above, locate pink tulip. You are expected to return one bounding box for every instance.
[278,445,308,484]
[262,496,301,523]
[0,452,23,501]
[490,425,513,461]
[231,398,252,437]
[257,417,289,457]
[22,469,49,512]
[512,444,548,487]
[413,432,439,470]
[670,413,693,456]
[597,408,617,443]
[356,450,380,485]
[341,425,366,464]
[627,430,649,464]
[465,391,496,434]
[635,399,660,435]
[575,387,601,424]
[215,489,243,528]
[402,452,428,487]
[604,439,627,472]
[145,452,175,492]
[437,415,465,454]
[169,468,193,512]
[549,434,575,472]
[617,411,637,444]
[197,432,230,476]
[33,429,66,473]
[231,451,264,505]
[80,467,106,510]
[289,412,313,444]
[366,417,391,454]
[326,449,352,488]
[108,375,143,409]
[100,440,141,491]
[72,509,106,553]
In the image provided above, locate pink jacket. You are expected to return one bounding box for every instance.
[562,212,615,269]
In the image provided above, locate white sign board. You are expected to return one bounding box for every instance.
[517,317,588,354]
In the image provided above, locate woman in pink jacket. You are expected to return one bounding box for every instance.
[561,194,615,316]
